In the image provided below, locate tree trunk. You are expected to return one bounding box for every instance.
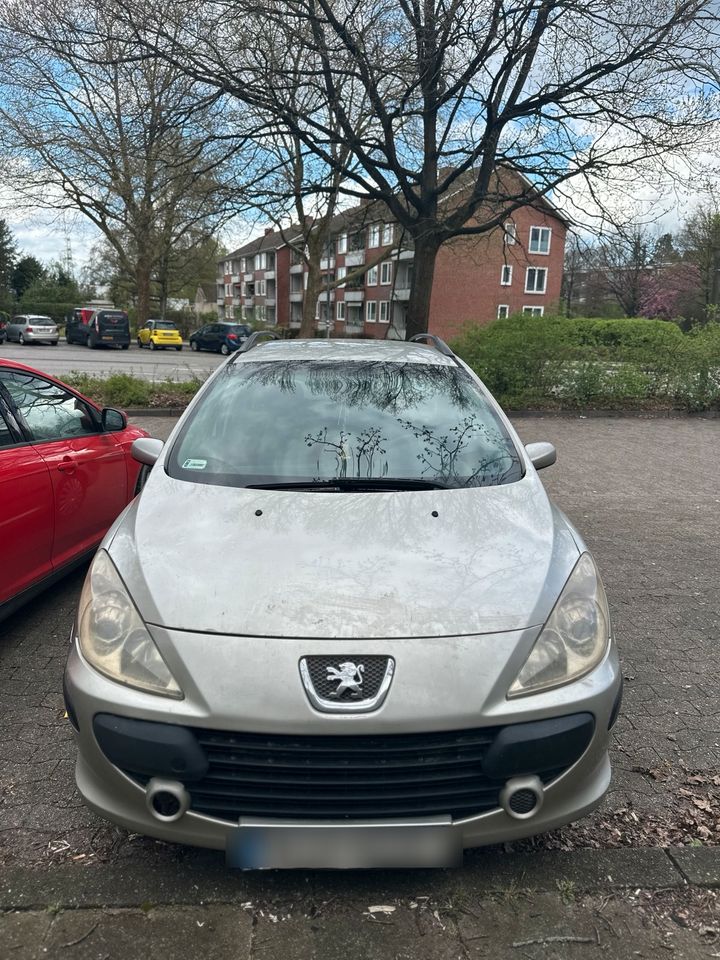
[404,233,440,340]
[300,260,322,338]
[135,260,152,326]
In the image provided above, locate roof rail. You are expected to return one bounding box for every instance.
[408,333,455,357]
[236,330,282,355]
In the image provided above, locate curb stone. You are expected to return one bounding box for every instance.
[1,848,709,911]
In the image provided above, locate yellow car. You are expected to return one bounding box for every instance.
[137,320,183,351]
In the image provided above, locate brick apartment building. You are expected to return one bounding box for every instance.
[217,190,567,340]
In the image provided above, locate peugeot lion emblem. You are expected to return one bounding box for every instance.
[299,656,395,714]
[326,661,364,698]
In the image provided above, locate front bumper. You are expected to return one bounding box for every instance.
[64,626,622,862]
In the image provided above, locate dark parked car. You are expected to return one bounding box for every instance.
[189,322,251,355]
[0,313,8,344]
[87,310,131,350]
[65,307,96,345]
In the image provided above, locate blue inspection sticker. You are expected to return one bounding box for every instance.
[182,458,207,470]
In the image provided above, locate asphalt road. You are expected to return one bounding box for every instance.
[0,339,224,382]
[1,414,719,872]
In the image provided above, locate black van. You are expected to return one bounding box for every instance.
[87,310,131,349]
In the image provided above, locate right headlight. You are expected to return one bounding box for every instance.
[77,549,183,699]
[508,552,610,698]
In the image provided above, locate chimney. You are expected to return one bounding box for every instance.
[264,227,274,236]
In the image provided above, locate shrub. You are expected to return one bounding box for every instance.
[451,315,720,411]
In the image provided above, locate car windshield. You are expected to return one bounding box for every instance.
[154,321,177,330]
[168,360,523,489]
[228,325,250,334]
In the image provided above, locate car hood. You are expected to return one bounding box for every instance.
[108,472,580,639]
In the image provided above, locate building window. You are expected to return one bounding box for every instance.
[256,279,266,296]
[529,227,551,254]
[382,223,393,245]
[336,301,345,321]
[368,224,380,248]
[224,284,231,297]
[256,305,266,321]
[497,304,509,319]
[504,221,516,245]
[500,264,513,286]
[366,301,377,323]
[379,301,390,323]
[225,260,232,273]
[337,233,348,254]
[337,265,346,288]
[367,265,378,285]
[380,261,392,285]
[525,267,547,294]
[523,305,544,316]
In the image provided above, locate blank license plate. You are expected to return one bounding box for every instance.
[227,817,460,869]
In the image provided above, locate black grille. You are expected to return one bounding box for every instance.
[508,789,538,814]
[127,727,567,823]
[304,656,390,702]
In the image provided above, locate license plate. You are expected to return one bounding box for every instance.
[226,817,460,869]
[37,328,53,334]
[102,335,114,340]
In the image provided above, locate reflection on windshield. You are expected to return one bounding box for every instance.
[168,360,523,489]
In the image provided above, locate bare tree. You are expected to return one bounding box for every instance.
[92,0,720,337]
[679,201,720,320]
[0,4,246,323]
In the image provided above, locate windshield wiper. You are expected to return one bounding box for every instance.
[245,477,449,491]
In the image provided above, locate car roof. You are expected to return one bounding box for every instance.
[233,337,457,367]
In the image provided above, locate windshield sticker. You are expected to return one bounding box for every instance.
[182,458,207,470]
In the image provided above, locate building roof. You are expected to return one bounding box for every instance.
[221,165,568,263]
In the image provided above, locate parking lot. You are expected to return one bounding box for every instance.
[0,339,224,381]
[1,412,718,955]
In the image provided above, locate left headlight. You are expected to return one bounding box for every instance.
[77,549,183,699]
[508,552,610,698]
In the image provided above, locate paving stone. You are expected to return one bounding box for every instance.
[668,847,720,887]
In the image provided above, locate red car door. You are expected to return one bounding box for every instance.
[1,369,128,571]
[0,400,54,605]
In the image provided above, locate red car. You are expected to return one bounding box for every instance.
[0,359,149,620]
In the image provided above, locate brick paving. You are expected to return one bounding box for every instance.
[0,414,718,867]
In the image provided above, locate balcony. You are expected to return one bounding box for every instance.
[344,290,364,302]
[216,296,224,305]
[345,251,365,267]
[398,249,414,260]
[392,287,411,301]
[264,298,276,307]
[289,263,304,274]
[317,291,335,303]
[289,292,303,302]
[320,257,336,270]
[264,270,275,281]
[243,272,253,282]
[244,298,254,307]
[231,274,241,284]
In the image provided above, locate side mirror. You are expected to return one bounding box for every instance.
[525,441,557,471]
[101,407,127,432]
[132,437,165,467]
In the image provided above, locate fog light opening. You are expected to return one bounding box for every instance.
[145,778,190,823]
[499,776,544,821]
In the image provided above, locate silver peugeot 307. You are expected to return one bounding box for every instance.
[64,334,622,869]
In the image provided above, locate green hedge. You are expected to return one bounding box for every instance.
[62,372,206,409]
[451,316,720,412]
